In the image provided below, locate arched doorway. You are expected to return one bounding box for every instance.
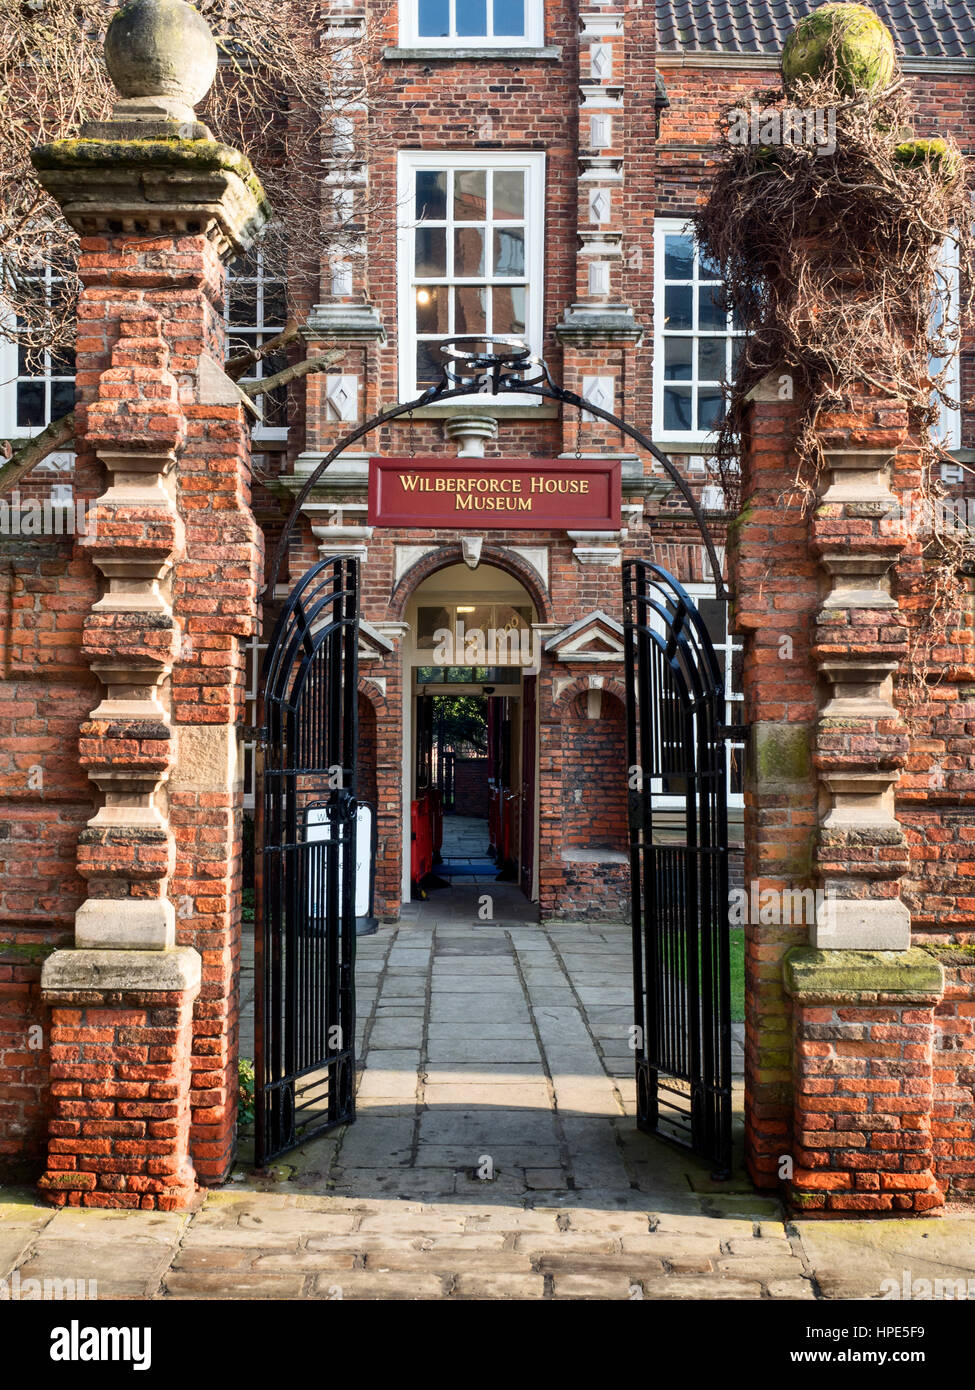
[402,560,539,909]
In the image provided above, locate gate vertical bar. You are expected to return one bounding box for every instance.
[622,560,735,1174]
[255,556,360,1166]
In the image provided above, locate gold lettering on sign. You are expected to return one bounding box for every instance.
[396,470,594,509]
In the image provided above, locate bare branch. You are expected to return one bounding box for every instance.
[0,412,75,497]
[242,350,345,400]
[225,321,300,381]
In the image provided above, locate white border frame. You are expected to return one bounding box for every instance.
[653,216,743,446]
[932,233,962,453]
[396,149,545,405]
[398,0,543,48]
[226,247,289,444]
[650,580,744,812]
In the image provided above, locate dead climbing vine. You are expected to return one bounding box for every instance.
[694,62,975,698]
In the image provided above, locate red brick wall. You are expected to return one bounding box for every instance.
[452,758,488,818]
[0,541,99,1171]
[932,949,975,1199]
[561,690,628,850]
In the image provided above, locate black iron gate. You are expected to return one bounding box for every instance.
[254,556,359,1165]
[622,560,734,1176]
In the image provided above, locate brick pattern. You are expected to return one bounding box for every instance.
[38,990,198,1210]
[452,759,489,818]
[790,997,942,1214]
[932,950,975,1198]
[730,391,818,1189]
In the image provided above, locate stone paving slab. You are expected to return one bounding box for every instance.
[794,1215,975,1300]
[6,909,975,1301]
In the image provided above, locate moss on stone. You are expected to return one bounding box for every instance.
[752,722,812,784]
[781,3,897,98]
[0,940,56,965]
[921,943,975,965]
[784,946,944,998]
[893,138,963,182]
[31,137,272,221]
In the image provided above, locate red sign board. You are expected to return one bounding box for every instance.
[368,457,621,530]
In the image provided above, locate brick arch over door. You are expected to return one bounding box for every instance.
[388,544,550,623]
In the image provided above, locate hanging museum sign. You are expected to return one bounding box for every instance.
[368,457,621,529]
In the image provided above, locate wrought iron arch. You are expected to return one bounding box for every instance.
[263,338,727,606]
[252,340,737,1171]
[622,559,734,1176]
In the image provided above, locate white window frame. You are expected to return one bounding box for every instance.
[399,0,543,48]
[241,628,267,811]
[0,260,75,440]
[931,233,961,453]
[226,247,289,443]
[653,217,743,445]
[396,149,545,405]
[649,581,744,811]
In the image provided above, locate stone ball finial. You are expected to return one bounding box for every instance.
[781,3,897,99]
[104,0,218,121]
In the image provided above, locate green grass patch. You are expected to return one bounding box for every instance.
[730,926,745,1023]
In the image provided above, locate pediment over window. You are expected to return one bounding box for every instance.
[358,618,395,664]
[544,610,624,664]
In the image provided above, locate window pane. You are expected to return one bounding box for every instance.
[264,384,288,429]
[454,227,485,276]
[492,285,526,335]
[493,227,524,276]
[417,606,452,644]
[664,337,692,380]
[51,380,75,417]
[416,340,444,386]
[494,0,525,35]
[228,281,258,326]
[418,0,449,37]
[51,344,75,376]
[415,170,447,221]
[698,598,726,645]
[415,285,447,333]
[455,285,487,333]
[263,284,287,326]
[454,170,487,220]
[493,170,525,219]
[698,247,722,279]
[699,284,728,330]
[697,337,725,380]
[731,648,744,694]
[731,336,744,377]
[663,284,692,329]
[16,382,45,428]
[697,389,725,430]
[664,234,694,280]
[663,386,692,431]
[416,227,447,275]
[457,0,487,36]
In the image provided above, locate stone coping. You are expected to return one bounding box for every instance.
[35,136,264,196]
[41,946,202,998]
[783,946,944,1002]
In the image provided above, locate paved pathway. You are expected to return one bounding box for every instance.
[3,894,974,1300]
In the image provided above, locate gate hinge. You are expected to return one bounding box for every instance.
[718,723,749,742]
[238,724,266,745]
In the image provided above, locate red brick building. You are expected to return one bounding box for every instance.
[2,0,975,1212]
